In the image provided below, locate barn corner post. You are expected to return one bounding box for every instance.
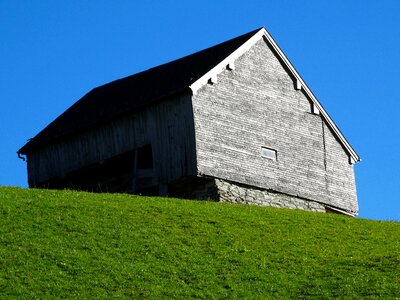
[130,148,138,194]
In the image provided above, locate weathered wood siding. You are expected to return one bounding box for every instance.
[27,93,196,186]
[192,37,358,213]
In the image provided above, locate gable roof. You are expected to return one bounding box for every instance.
[18,27,360,163]
[18,28,261,155]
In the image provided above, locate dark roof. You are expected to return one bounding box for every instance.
[19,28,261,154]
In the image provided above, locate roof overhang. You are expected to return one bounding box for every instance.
[189,28,360,164]
[325,204,358,217]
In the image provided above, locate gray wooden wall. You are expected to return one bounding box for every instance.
[26,93,197,187]
[192,37,358,214]
[26,36,357,214]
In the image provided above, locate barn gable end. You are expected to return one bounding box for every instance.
[192,36,358,214]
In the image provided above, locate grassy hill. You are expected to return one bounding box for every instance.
[0,187,399,299]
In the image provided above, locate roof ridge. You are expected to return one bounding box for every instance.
[98,28,263,89]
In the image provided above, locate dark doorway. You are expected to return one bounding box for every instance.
[38,150,135,193]
[133,144,156,194]
[137,144,153,169]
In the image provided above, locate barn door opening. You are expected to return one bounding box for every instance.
[48,150,136,193]
[137,144,153,169]
[132,144,156,194]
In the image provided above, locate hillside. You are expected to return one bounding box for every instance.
[0,187,399,299]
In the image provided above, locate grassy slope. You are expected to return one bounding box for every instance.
[0,187,399,299]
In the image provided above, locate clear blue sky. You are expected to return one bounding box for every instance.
[1,1,399,221]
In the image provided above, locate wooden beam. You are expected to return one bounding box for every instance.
[296,79,302,90]
[159,183,168,196]
[209,74,218,84]
[312,103,320,115]
[131,149,138,193]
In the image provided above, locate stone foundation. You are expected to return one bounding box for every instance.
[191,178,326,213]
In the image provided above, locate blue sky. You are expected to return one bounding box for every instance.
[1,1,399,221]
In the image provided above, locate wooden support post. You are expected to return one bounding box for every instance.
[159,182,168,197]
[131,149,138,194]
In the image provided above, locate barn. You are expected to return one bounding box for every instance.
[18,27,360,216]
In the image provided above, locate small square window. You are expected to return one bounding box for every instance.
[261,147,277,161]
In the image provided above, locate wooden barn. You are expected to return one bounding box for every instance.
[18,28,360,215]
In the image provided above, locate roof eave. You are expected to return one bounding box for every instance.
[18,88,192,155]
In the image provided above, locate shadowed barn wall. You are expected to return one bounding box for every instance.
[26,93,197,192]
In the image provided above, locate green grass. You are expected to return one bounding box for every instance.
[0,187,399,299]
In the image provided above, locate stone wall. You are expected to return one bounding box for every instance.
[215,179,326,212]
[191,177,326,213]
